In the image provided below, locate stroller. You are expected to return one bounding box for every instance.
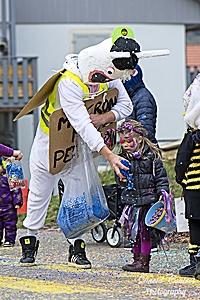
[58,179,124,248]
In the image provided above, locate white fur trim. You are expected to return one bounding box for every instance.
[184,98,200,129]
[62,54,82,79]
[183,73,200,112]
[184,101,200,129]
[184,73,200,129]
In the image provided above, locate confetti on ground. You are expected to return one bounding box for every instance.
[0,229,199,299]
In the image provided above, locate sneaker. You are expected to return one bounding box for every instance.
[3,241,14,247]
[179,264,196,277]
[194,250,200,280]
[68,239,91,269]
[179,253,196,277]
[19,236,39,267]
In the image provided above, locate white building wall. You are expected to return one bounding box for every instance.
[17,114,34,181]
[16,23,186,143]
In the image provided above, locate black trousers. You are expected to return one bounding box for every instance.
[189,219,200,246]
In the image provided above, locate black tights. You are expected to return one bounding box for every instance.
[189,219,200,245]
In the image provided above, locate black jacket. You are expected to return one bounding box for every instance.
[116,144,169,206]
[175,130,195,185]
[126,82,158,144]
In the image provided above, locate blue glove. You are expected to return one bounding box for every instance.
[120,160,135,190]
[119,160,132,177]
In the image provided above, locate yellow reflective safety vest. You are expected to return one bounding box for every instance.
[40,70,108,135]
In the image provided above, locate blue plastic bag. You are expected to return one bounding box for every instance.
[57,135,110,239]
[5,158,25,191]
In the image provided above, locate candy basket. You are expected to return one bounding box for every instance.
[145,201,176,233]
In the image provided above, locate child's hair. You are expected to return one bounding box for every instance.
[117,119,161,158]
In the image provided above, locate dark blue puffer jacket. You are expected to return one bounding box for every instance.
[123,65,158,145]
[115,144,169,206]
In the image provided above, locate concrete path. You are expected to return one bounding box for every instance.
[0,229,199,299]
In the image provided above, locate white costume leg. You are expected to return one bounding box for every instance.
[27,229,39,237]
[67,238,81,246]
[23,126,56,231]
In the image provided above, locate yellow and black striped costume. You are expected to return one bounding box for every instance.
[182,142,200,247]
[182,143,200,190]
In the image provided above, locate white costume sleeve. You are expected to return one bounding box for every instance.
[107,79,133,121]
[58,78,105,152]
[58,77,133,152]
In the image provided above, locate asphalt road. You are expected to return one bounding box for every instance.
[0,229,200,300]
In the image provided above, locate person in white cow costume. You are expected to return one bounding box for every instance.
[14,26,169,268]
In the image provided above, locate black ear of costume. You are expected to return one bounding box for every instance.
[111,37,140,53]
[111,37,140,70]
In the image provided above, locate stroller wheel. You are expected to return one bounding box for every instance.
[106,226,123,248]
[91,222,107,243]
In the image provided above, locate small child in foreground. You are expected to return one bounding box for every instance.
[0,157,23,247]
[115,120,169,273]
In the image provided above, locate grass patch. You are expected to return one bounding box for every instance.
[99,159,182,197]
[17,195,60,229]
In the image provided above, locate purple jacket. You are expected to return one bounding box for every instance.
[0,144,13,157]
[0,175,23,212]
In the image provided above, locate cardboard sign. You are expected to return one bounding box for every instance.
[49,88,118,175]
[14,69,65,121]
[174,197,189,233]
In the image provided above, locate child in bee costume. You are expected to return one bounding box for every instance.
[14,26,170,268]
[175,73,200,280]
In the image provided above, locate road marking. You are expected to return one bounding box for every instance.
[1,259,199,287]
[0,275,106,295]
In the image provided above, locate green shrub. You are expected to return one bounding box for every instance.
[99,159,182,198]
[17,159,183,229]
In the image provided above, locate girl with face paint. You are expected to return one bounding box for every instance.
[119,128,143,157]
[115,120,169,273]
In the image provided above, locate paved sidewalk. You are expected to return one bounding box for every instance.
[0,229,199,299]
